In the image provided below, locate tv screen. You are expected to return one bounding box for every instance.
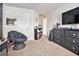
[62,7,79,24]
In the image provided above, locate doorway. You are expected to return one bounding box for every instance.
[43,17,47,36]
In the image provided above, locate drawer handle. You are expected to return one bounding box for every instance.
[73,47,75,49]
[73,40,75,43]
[77,37,79,39]
[73,34,75,36]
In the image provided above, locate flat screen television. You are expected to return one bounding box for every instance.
[62,7,79,24]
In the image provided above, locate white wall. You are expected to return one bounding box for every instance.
[47,3,79,36]
[3,5,39,40]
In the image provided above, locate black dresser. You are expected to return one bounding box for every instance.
[49,28,79,55]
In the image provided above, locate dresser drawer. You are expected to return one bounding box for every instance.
[72,39,79,45]
[54,34,64,43]
[66,38,79,45]
[54,29,64,38]
[65,30,79,38]
[65,42,79,52]
[71,45,79,52]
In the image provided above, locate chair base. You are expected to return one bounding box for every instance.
[13,42,26,50]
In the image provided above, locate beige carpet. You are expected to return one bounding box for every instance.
[1,36,77,56]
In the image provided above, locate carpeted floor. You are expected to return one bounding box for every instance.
[0,36,77,56]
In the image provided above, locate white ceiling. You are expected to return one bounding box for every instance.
[4,3,65,16]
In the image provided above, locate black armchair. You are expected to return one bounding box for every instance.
[7,31,27,50]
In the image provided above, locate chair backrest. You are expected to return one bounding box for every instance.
[7,31,27,42]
